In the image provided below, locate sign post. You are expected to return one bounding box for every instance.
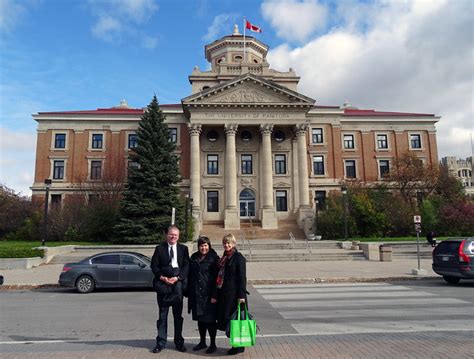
[171,207,176,225]
[414,215,422,270]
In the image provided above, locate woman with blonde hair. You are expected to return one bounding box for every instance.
[215,233,247,355]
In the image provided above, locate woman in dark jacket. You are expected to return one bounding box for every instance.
[187,236,219,354]
[216,233,247,355]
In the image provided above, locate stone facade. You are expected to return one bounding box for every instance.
[31,27,439,235]
[441,156,474,197]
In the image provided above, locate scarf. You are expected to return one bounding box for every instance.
[216,248,235,289]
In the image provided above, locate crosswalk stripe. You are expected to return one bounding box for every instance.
[262,290,435,300]
[254,283,393,289]
[257,285,411,294]
[279,306,472,319]
[291,319,474,335]
[268,297,469,308]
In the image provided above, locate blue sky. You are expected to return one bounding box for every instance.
[1,0,473,196]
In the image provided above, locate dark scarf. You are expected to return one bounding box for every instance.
[216,248,235,289]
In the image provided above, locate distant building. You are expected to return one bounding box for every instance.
[31,26,440,236]
[441,156,474,197]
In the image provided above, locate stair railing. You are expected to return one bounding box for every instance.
[305,236,311,261]
[247,236,252,261]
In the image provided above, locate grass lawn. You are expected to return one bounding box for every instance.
[0,240,110,258]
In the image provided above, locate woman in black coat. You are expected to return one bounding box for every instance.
[187,236,219,354]
[215,233,247,356]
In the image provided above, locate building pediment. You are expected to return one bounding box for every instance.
[182,73,314,109]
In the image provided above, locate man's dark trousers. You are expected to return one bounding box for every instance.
[156,296,184,348]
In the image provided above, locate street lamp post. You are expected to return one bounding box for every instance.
[42,179,52,246]
[314,199,319,237]
[184,195,193,242]
[341,186,348,240]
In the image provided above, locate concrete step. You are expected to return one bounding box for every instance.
[243,252,366,262]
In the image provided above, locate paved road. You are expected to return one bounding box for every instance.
[1,280,473,358]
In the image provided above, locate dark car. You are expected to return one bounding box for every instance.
[59,251,154,293]
[432,238,474,284]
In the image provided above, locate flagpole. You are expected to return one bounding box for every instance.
[243,17,246,64]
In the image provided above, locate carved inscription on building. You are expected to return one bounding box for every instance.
[204,112,290,120]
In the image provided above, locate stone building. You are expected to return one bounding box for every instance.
[31,26,439,237]
[441,156,474,197]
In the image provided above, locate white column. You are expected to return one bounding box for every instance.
[295,123,310,207]
[188,123,202,231]
[259,123,278,229]
[294,123,313,232]
[259,124,274,208]
[224,123,240,229]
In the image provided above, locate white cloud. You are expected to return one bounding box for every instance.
[266,0,474,158]
[92,15,122,41]
[0,127,36,196]
[87,0,159,47]
[0,0,27,32]
[203,13,238,41]
[261,0,327,42]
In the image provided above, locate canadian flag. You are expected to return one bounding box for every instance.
[245,20,262,33]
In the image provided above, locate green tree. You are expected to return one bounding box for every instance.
[114,96,185,244]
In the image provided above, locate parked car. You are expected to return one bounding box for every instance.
[59,251,154,293]
[0,275,3,285]
[432,238,474,284]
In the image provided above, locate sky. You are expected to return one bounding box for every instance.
[0,0,473,197]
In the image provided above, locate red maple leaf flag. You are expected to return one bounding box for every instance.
[245,20,262,33]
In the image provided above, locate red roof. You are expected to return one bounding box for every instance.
[37,104,182,115]
[343,109,434,117]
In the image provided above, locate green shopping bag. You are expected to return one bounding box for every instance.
[229,301,256,348]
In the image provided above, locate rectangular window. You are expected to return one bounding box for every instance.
[169,128,177,143]
[275,154,286,174]
[313,156,325,175]
[90,160,102,180]
[379,160,390,178]
[54,133,66,149]
[410,134,422,149]
[128,134,138,149]
[207,191,219,212]
[241,154,253,174]
[207,154,218,175]
[88,194,99,203]
[315,191,326,210]
[312,128,323,144]
[276,190,288,211]
[343,134,354,149]
[53,160,64,179]
[345,160,356,178]
[92,134,103,149]
[377,134,388,149]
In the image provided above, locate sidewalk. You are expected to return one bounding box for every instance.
[0,257,437,288]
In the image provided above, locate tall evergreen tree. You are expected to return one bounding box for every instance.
[114,96,184,244]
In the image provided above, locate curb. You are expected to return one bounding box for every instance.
[0,276,440,291]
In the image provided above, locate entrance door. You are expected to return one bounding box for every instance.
[239,189,256,218]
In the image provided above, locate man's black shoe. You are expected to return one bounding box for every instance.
[192,342,207,351]
[152,345,163,353]
[176,345,187,352]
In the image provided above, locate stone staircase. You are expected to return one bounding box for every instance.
[200,219,306,242]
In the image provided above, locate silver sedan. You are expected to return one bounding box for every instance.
[59,251,153,293]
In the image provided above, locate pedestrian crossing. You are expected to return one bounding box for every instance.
[254,283,473,335]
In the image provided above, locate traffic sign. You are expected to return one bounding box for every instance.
[413,215,421,224]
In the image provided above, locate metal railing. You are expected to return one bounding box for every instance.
[289,232,295,249]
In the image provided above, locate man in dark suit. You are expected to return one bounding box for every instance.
[151,225,189,353]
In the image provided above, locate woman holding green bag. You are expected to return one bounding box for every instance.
[215,233,247,355]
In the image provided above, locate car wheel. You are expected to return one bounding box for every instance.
[443,275,460,285]
[76,275,95,293]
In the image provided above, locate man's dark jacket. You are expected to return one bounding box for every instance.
[151,242,189,298]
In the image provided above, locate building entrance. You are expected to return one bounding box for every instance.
[239,189,256,219]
